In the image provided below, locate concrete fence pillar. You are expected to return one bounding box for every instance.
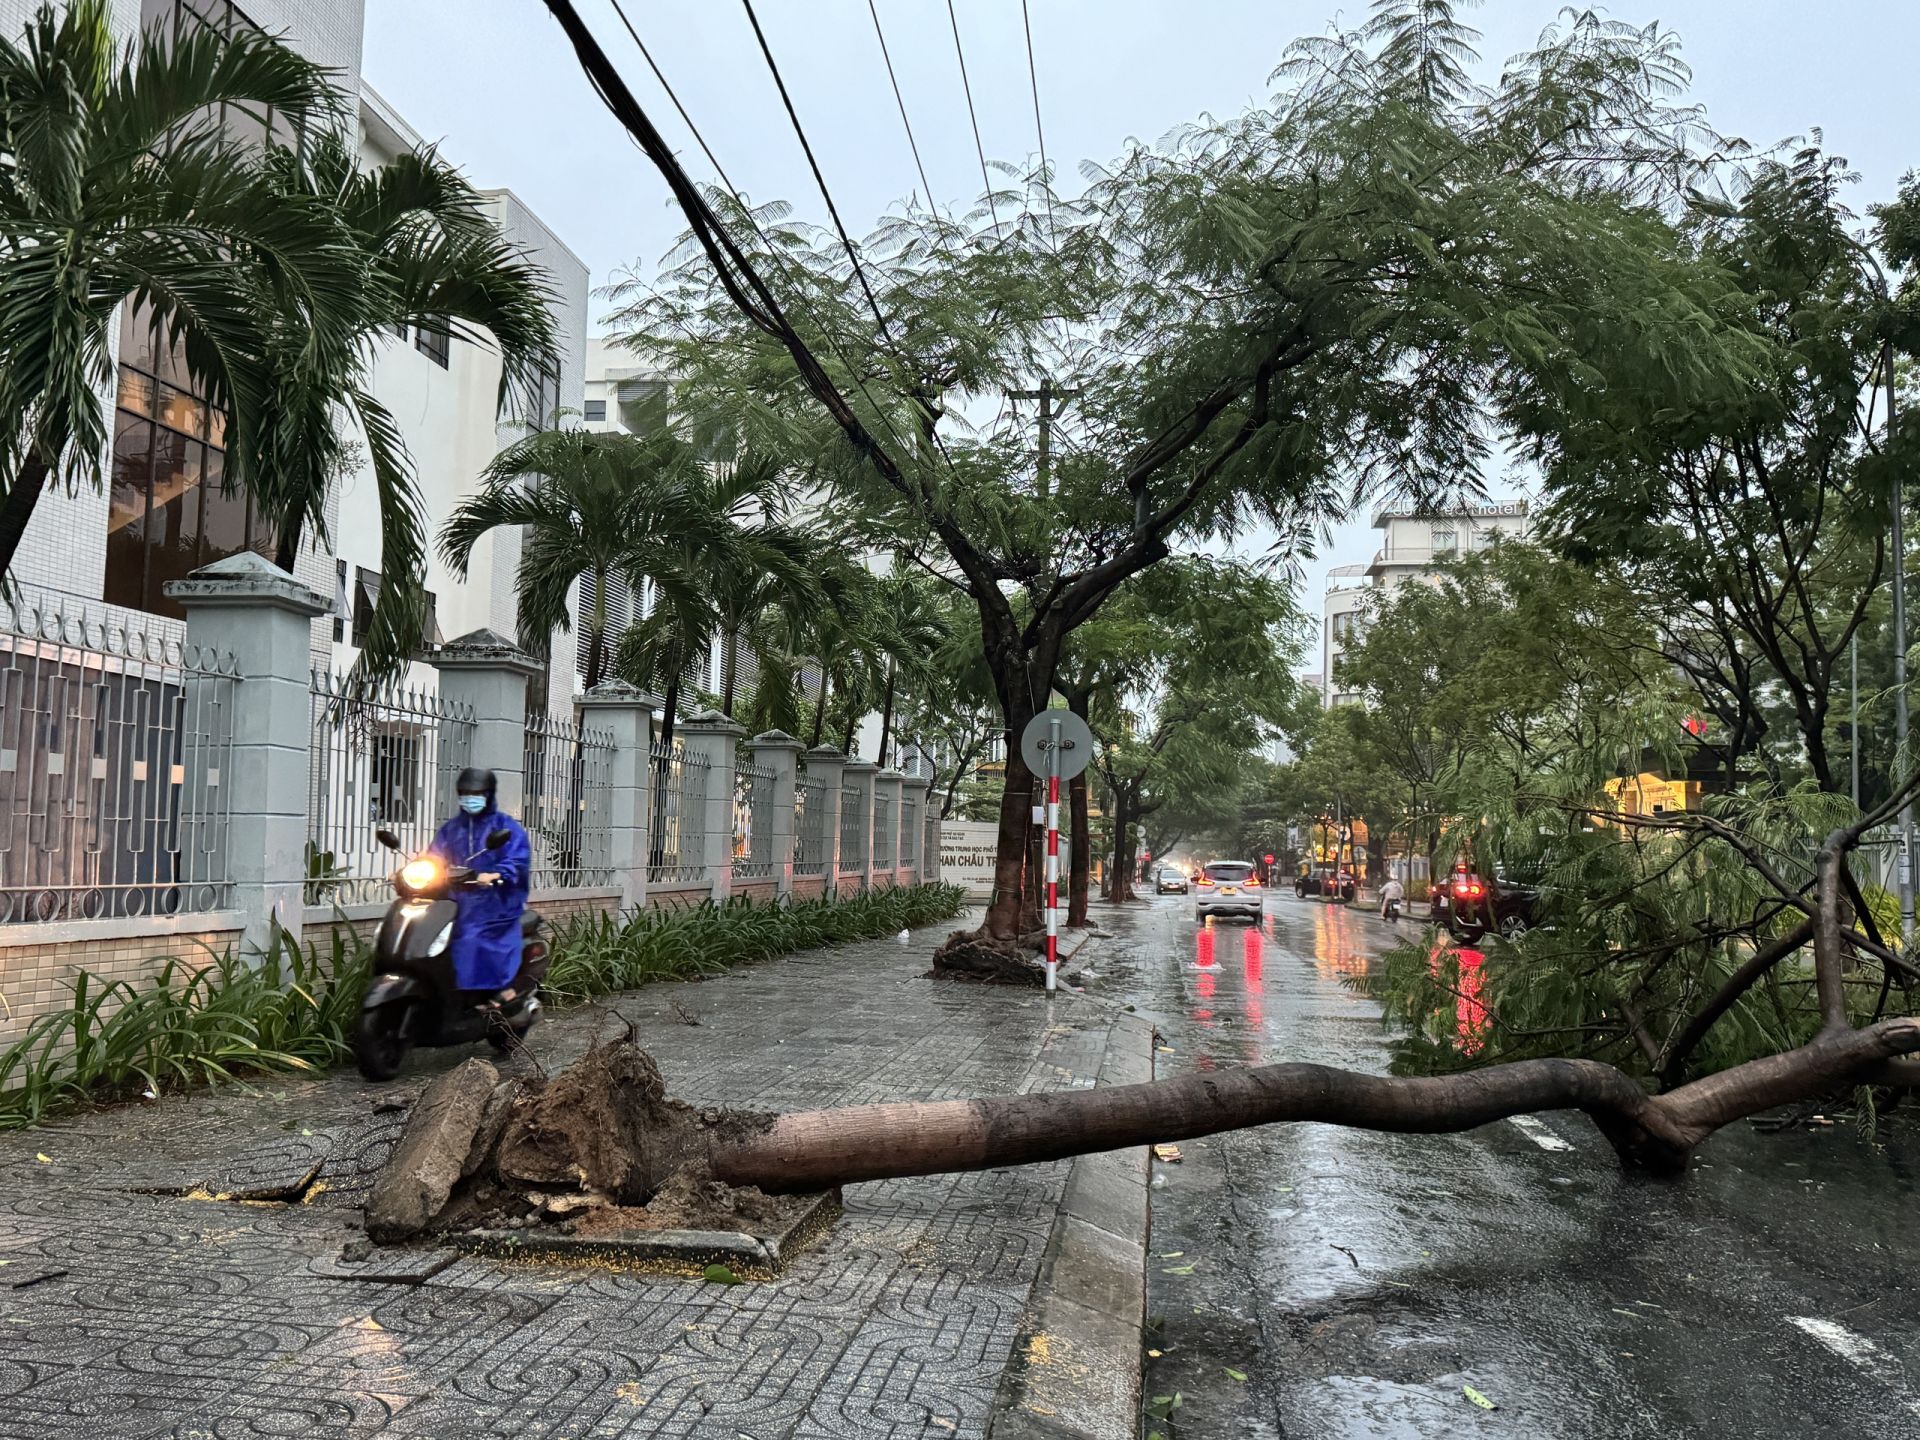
[800,745,847,893]
[841,759,878,894]
[680,710,745,902]
[917,783,940,887]
[431,629,543,819]
[875,769,906,887]
[577,679,661,911]
[169,553,330,952]
[750,730,803,898]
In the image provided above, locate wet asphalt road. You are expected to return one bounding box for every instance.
[1095,892,1920,1440]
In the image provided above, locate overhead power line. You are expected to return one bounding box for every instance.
[739,0,894,342]
[582,0,924,487]
[944,0,1002,235]
[1019,0,1057,245]
[866,0,939,217]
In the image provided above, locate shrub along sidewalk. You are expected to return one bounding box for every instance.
[0,882,965,1130]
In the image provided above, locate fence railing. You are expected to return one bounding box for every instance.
[795,774,829,876]
[840,784,867,875]
[873,792,894,872]
[901,794,918,869]
[0,591,239,924]
[649,739,710,885]
[307,670,474,907]
[924,810,939,879]
[733,757,774,880]
[524,711,616,889]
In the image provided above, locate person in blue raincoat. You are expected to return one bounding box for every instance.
[430,767,533,1000]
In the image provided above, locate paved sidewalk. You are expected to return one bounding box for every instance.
[0,923,1121,1439]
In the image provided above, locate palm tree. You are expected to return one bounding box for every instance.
[439,429,716,691]
[0,0,350,582]
[611,449,817,744]
[254,130,558,678]
[870,574,951,768]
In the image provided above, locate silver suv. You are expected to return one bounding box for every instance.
[1195,861,1264,921]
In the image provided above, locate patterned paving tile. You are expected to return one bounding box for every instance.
[0,934,1117,1439]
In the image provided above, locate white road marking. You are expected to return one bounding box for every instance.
[1790,1317,1920,1415]
[1506,1115,1574,1152]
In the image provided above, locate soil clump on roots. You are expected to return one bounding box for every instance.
[369,1041,786,1243]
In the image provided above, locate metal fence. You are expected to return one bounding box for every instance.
[873,791,894,872]
[0,591,239,923]
[308,670,474,907]
[733,757,774,880]
[794,773,829,876]
[649,739,710,885]
[523,711,616,889]
[901,793,919,870]
[839,784,867,875]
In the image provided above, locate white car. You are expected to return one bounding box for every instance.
[1195,861,1265,921]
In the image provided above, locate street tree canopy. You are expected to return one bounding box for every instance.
[586,0,1754,942]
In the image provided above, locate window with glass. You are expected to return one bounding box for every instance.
[1432,529,1458,554]
[583,399,607,423]
[415,323,451,369]
[105,307,273,618]
[141,0,304,151]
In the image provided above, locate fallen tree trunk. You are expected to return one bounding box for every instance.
[369,1014,1920,1241]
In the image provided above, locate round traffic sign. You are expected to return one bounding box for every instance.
[1019,709,1094,780]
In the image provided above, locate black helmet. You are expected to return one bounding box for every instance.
[455,767,497,799]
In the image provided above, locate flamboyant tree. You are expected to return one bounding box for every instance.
[554,0,1752,945]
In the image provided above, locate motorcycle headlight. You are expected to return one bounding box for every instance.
[399,858,441,892]
[425,921,455,957]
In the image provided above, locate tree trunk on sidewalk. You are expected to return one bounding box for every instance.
[374,1003,1920,1244]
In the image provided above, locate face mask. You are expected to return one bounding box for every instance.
[459,794,487,815]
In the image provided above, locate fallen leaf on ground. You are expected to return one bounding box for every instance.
[1162,1263,1196,1275]
[701,1264,742,1285]
[1153,1144,1184,1163]
[1225,1367,1249,1382]
[1463,1385,1497,1410]
[1147,1348,1163,1357]
[1145,1394,1184,1420]
[1157,1251,1184,1259]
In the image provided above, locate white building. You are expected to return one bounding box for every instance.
[6,0,589,711]
[1321,501,1531,706]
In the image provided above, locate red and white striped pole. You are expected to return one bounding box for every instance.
[1044,717,1061,992]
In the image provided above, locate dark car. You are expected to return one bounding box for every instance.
[1445,867,1541,943]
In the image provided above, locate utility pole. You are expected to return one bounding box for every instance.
[1009,377,1083,498]
[1890,341,1914,942]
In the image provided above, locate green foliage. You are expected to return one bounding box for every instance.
[0,926,369,1130]
[541,883,967,1004]
[0,0,347,581]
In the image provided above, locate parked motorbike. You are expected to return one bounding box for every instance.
[351,827,549,1082]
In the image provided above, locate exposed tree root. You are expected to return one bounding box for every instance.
[369,1017,1920,1242]
[928,929,1049,986]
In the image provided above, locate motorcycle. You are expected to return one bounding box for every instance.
[350,826,549,1082]
[1380,895,1402,924]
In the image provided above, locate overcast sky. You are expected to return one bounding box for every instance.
[364,0,1920,633]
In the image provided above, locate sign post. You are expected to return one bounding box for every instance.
[1020,711,1093,993]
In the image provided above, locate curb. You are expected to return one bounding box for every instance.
[988,1011,1154,1440]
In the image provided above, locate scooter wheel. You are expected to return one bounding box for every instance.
[352,1002,414,1082]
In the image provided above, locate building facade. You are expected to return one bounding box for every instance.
[1320,501,1532,706]
[7,0,589,711]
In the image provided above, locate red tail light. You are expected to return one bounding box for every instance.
[1453,878,1486,901]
